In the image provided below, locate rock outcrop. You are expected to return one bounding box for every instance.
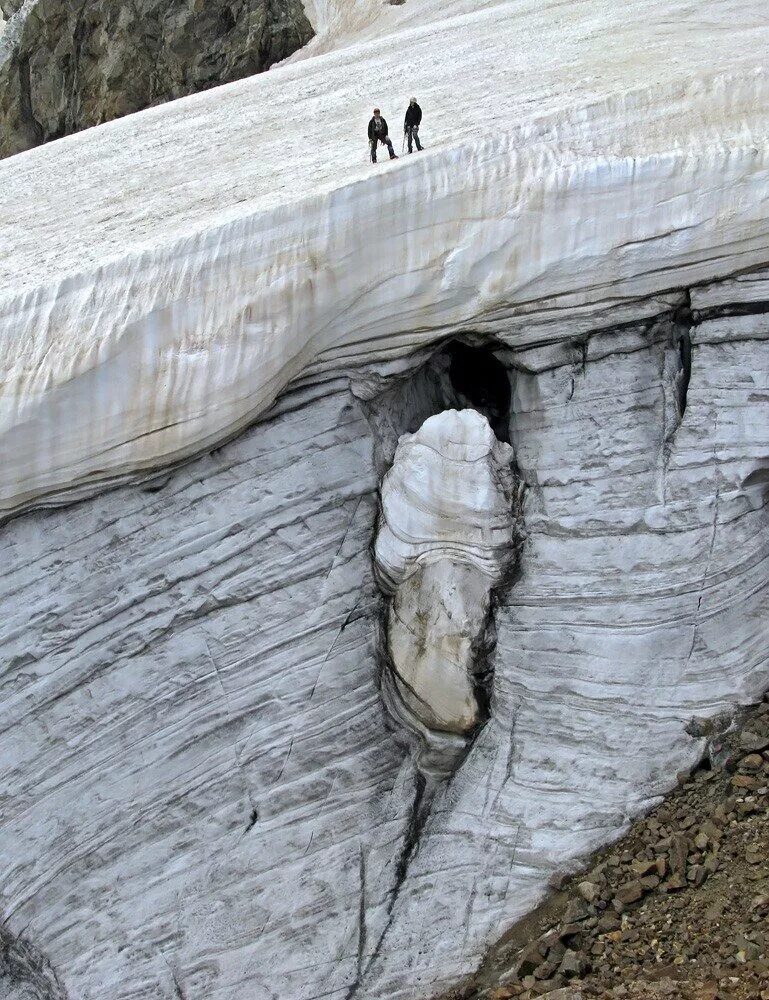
[0,0,312,158]
[0,2,768,1000]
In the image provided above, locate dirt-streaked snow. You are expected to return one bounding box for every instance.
[1,0,769,518]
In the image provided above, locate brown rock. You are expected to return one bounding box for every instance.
[629,859,658,877]
[669,833,690,874]
[534,954,561,980]
[687,984,719,1000]
[516,939,546,977]
[597,912,621,932]
[562,899,591,924]
[577,881,599,904]
[557,949,584,978]
[537,929,559,952]
[740,731,769,752]
[732,774,762,790]
[615,881,644,905]
[694,831,709,851]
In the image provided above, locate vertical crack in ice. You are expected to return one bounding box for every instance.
[685,472,722,668]
[163,957,188,1000]
[387,773,428,913]
[659,296,695,502]
[206,636,260,831]
[677,312,693,421]
[345,772,429,999]
[353,847,368,988]
[666,291,694,438]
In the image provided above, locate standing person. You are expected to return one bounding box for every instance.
[368,108,398,163]
[404,97,423,153]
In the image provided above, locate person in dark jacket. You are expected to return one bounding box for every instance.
[404,98,423,153]
[368,108,397,163]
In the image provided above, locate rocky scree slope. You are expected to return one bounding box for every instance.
[444,694,769,1000]
[0,0,313,158]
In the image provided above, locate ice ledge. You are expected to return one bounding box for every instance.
[1,65,769,519]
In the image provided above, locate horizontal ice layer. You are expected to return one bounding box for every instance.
[1,0,769,518]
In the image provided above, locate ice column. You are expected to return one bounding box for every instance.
[374,409,516,745]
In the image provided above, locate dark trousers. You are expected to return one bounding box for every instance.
[405,125,422,152]
[371,135,396,161]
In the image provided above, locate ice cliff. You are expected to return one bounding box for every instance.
[1,0,768,998]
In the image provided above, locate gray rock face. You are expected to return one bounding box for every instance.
[1,281,767,999]
[0,0,312,158]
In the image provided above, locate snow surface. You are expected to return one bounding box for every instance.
[1,0,769,518]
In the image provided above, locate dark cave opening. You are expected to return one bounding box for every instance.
[447,341,512,442]
[678,328,692,419]
[673,293,693,422]
[358,336,514,473]
[362,336,520,782]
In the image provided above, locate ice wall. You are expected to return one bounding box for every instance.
[1,297,767,1000]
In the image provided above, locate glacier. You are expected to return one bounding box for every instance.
[2,0,769,519]
[1,0,769,998]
